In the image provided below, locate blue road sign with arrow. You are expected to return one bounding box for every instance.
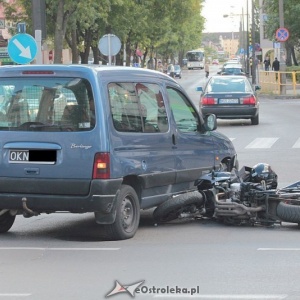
[8,33,37,64]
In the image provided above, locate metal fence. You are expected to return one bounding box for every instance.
[258,71,300,96]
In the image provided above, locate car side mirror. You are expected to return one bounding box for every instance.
[205,114,217,131]
[255,85,261,91]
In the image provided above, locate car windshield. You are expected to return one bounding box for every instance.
[174,65,180,71]
[0,77,95,131]
[207,77,252,93]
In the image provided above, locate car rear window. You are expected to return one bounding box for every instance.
[207,78,251,93]
[0,77,95,131]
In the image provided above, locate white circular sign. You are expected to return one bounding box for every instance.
[98,34,121,56]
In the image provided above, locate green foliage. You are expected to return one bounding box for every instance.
[264,0,300,65]
[1,0,205,65]
[204,45,218,59]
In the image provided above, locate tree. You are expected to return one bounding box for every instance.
[264,0,300,66]
[0,0,205,66]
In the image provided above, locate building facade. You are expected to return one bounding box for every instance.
[259,0,275,62]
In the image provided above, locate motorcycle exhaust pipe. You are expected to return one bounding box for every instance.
[215,203,265,212]
[214,192,265,217]
[215,206,264,217]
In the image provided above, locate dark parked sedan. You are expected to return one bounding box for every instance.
[174,64,182,78]
[198,75,260,125]
[167,64,182,78]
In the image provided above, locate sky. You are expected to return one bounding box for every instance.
[202,0,248,33]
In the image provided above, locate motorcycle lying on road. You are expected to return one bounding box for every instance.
[153,163,300,226]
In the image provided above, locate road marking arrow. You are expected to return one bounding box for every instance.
[12,39,32,59]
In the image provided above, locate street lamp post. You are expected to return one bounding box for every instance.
[251,0,256,84]
[224,1,251,75]
[246,0,250,75]
[223,5,244,58]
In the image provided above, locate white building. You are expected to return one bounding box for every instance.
[259,0,277,61]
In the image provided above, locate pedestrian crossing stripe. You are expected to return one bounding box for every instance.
[228,137,300,149]
[292,138,300,148]
[245,138,279,149]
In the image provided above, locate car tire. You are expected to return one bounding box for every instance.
[251,114,259,125]
[103,185,140,240]
[0,211,16,233]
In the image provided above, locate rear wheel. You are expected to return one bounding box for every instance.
[0,211,16,233]
[153,191,204,223]
[251,114,259,125]
[103,185,140,240]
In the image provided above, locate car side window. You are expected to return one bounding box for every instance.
[166,87,199,132]
[108,82,168,133]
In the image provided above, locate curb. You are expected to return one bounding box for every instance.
[258,93,300,100]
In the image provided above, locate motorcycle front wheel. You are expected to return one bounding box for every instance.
[153,191,204,223]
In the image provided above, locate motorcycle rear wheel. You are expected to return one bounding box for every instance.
[276,202,300,223]
[153,191,204,223]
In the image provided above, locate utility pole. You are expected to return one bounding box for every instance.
[31,0,46,64]
[246,0,249,75]
[279,0,286,94]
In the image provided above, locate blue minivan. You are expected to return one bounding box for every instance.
[0,65,236,240]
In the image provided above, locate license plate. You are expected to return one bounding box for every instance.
[219,98,239,104]
[9,149,56,164]
[9,150,29,163]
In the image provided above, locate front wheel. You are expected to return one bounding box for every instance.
[277,202,300,223]
[0,211,16,233]
[103,185,140,240]
[153,191,204,223]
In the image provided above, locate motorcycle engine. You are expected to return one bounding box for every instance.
[229,181,264,207]
[229,183,241,202]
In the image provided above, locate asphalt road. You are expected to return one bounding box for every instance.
[2,67,300,300]
[180,65,300,187]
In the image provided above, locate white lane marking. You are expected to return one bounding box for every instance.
[292,138,300,148]
[0,294,31,297]
[245,138,278,149]
[258,248,300,251]
[0,247,119,251]
[154,295,287,299]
